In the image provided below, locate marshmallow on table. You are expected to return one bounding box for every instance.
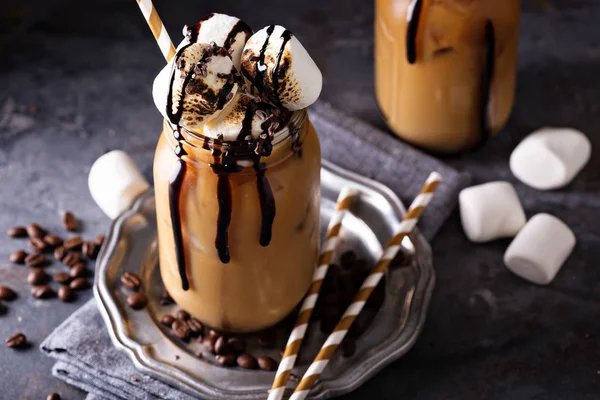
[459,181,526,243]
[88,151,150,219]
[241,25,322,111]
[504,214,575,285]
[190,13,252,69]
[510,127,591,190]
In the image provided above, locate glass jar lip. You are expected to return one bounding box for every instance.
[164,108,307,151]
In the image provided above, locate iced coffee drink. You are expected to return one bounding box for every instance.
[152,14,323,332]
[375,0,521,152]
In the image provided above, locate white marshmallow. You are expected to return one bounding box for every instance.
[88,151,150,219]
[504,213,575,285]
[241,25,322,111]
[459,182,526,243]
[510,127,591,190]
[189,13,252,68]
[203,92,270,141]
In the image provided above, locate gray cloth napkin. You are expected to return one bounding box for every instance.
[41,103,470,400]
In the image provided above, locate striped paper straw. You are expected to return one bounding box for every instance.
[268,187,360,400]
[135,0,177,62]
[289,172,442,400]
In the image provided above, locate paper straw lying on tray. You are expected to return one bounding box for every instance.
[135,0,176,61]
[268,187,360,400]
[289,172,442,400]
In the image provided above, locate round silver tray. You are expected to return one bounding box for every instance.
[94,160,435,399]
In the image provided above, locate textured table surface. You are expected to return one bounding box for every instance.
[1,0,600,399]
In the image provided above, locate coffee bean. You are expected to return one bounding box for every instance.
[47,392,61,400]
[25,252,48,267]
[216,354,236,367]
[64,236,83,251]
[160,289,173,305]
[43,235,63,248]
[70,264,88,278]
[62,251,81,267]
[6,332,27,348]
[340,251,357,268]
[29,237,49,252]
[227,337,245,354]
[31,285,54,299]
[257,329,276,348]
[62,211,79,232]
[9,249,27,264]
[82,241,99,259]
[127,292,147,310]
[70,277,90,291]
[208,329,221,339]
[26,223,46,238]
[120,272,141,291]
[214,336,230,355]
[176,309,190,320]
[54,246,66,262]
[53,272,71,285]
[257,356,278,371]
[27,269,49,285]
[171,319,191,340]
[236,354,258,369]
[58,286,76,302]
[341,339,356,358]
[202,336,217,353]
[7,226,27,238]
[0,286,17,301]
[186,317,203,336]
[160,314,175,326]
[95,234,105,246]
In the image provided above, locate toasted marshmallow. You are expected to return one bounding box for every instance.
[189,13,252,69]
[203,93,267,141]
[241,25,322,111]
[510,127,591,190]
[88,151,150,219]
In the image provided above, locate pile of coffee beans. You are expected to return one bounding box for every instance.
[3,211,105,351]
[120,272,148,310]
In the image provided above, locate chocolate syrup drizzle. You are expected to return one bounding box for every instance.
[272,29,293,99]
[253,25,276,93]
[475,19,496,149]
[406,0,423,64]
[254,161,276,246]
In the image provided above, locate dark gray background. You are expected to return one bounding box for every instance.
[1,0,600,398]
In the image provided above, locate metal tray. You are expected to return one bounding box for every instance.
[94,160,435,399]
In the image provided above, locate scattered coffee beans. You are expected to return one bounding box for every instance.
[9,249,27,264]
[28,237,49,252]
[53,272,71,285]
[27,269,49,285]
[121,272,141,291]
[257,356,278,371]
[7,226,27,238]
[202,336,217,353]
[160,314,175,327]
[31,285,54,299]
[237,354,258,369]
[6,332,27,348]
[54,246,66,262]
[176,309,190,320]
[214,336,230,355]
[171,319,191,340]
[127,292,148,310]
[82,241,99,259]
[186,317,203,336]
[58,286,76,302]
[47,392,61,400]
[0,285,17,301]
[43,235,63,248]
[216,354,236,367]
[227,337,245,354]
[62,251,81,267]
[62,211,79,232]
[63,236,83,251]
[70,277,90,291]
[26,223,46,238]
[208,329,221,339]
[70,264,88,278]
[25,252,47,267]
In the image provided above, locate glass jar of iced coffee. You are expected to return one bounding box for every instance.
[375,0,521,153]
[154,110,321,333]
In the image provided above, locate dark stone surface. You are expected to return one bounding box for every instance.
[1,0,600,398]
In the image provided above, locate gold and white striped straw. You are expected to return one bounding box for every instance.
[268,187,360,400]
[289,172,442,400]
[135,0,177,62]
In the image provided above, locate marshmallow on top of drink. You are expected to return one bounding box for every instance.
[152,13,322,142]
